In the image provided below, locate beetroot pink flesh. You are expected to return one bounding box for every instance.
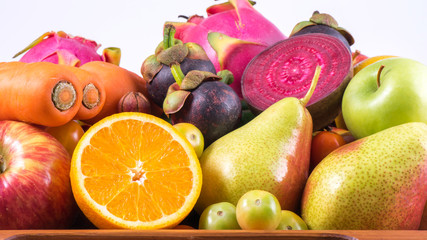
[241,33,352,112]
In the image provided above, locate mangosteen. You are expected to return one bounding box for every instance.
[164,69,241,147]
[147,58,216,107]
[141,24,216,108]
[290,11,354,51]
[170,81,241,146]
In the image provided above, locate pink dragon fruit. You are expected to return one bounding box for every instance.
[14,31,120,66]
[168,0,286,97]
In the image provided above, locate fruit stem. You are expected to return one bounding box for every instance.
[300,65,321,107]
[163,24,185,86]
[352,50,361,63]
[163,24,176,50]
[0,154,5,173]
[171,64,185,86]
[325,125,333,131]
[178,15,189,20]
[377,65,385,88]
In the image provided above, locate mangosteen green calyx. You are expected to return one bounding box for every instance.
[290,11,354,49]
[141,24,217,107]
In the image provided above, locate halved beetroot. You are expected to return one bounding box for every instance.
[241,33,353,130]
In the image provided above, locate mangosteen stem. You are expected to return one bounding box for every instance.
[377,65,385,88]
[163,24,176,50]
[171,64,185,86]
[163,24,185,86]
[300,65,321,107]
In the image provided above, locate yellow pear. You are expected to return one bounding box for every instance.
[195,66,321,213]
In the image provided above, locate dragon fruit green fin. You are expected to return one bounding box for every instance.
[208,32,265,69]
[13,31,54,58]
[103,47,121,66]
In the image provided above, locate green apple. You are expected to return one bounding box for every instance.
[342,57,427,139]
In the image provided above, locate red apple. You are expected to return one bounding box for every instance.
[352,50,368,66]
[0,120,77,229]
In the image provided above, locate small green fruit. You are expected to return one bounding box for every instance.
[236,190,282,230]
[276,210,308,230]
[198,202,240,230]
[173,122,204,158]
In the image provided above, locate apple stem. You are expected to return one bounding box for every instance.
[0,155,5,173]
[300,65,322,107]
[377,65,385,88]
[352,50,361,61]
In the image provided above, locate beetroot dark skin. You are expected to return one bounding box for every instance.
[292,25,351,52]
[171,81,241,147]
[148,58,216,107]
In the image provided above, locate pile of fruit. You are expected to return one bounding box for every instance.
[0,0,426,231]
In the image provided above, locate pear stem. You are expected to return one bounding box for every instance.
[300,65,321,107]
[377,65,385,88]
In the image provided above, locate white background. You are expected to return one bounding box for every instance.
[1,0,426,75]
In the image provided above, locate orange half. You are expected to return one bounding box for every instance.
[70,112,202,229]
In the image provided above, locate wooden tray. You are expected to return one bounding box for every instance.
[0,230,425,240]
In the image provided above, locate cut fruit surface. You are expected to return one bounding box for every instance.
[241,33,352,130]
[70,112,202,229]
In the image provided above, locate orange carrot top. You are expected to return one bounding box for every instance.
[80,61,147,124]
[62,65,106,120]
[0,61,83,126]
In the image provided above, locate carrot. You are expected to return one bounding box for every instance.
[61,65,106,120]
[0,61,83,126]
[79,61,148,124]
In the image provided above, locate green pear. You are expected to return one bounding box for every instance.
[194,66,322,214]
[301,122,427,230]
